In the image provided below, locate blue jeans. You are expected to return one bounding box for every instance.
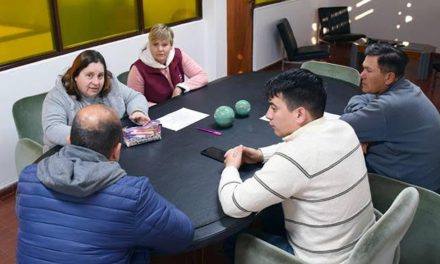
[252,203,294,254]
[253,230,294,255]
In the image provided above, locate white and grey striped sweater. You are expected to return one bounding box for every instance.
[219,117,375,264]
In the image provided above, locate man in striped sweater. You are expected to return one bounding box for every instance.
[218,69,374,264]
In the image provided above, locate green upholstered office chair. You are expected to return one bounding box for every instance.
[12,92,47,174]
[300,60,360,86]
[117,71,129,85]
[368,173,440,264]
[235,187,419,264]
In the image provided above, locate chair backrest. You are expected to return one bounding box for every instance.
[276,18,298,60]
[235,206,409,264]
[368,173,440,264]
[301,61,361,86]
[235,233,308,264]
[347,187,419,264]
[117,71,129,85]
[15,138,44,174]
[12,92,47,145]
[318,7,351,38]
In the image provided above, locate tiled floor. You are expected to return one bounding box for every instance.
[2,47,439,263]
[0,191,17,264]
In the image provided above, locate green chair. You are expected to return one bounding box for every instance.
[235,187,419,264]
[300,60,361,86]
[12,92,47,174]
[117,71,129,85]
[368,173,440,264]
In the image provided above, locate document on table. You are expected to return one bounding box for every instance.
[157,107,209,131]
[260,112,340,121]
[323,112,341,119]
[260,115,269,122]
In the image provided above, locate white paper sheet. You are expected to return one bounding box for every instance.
[260,112,340,121]
[157,107,209,131]
[260,115,269,122]
[323,112,341,119]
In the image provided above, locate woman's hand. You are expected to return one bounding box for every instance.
[171,87,184,98]
[129,111,150,126]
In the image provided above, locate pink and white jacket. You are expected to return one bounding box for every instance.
[127,45,208,105]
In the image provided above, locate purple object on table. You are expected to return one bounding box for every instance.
[196,127,222,136]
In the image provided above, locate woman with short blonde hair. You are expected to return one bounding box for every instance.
[127,23,208,105]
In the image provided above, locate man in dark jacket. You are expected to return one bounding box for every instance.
[16,104,194,263]
[340,43,440,192]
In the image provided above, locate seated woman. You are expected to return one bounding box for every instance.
[127,23,208,105]
[42,49,150,151]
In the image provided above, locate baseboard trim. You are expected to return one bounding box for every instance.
[0,182,17,200]
[258,60,283,72]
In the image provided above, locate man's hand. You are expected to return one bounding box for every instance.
[241,146,264,164]
[129,111,150,126]
[361,143,369,154]
[224,145,244,169]
[171,87,183,98]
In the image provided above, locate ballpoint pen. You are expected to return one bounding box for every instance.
[196,127,222,136]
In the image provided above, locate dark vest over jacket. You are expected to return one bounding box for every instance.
[132,48,184,103]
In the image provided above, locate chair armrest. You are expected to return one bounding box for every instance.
[15,138,43,174]
[235,233,307,264]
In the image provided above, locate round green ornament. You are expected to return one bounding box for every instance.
[235,99,251,116]
[214,105,235,127]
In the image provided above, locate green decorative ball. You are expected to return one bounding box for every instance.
[214,106,235,127]
[235,99,251,116]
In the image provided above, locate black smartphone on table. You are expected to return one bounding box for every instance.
[201,147,226,162]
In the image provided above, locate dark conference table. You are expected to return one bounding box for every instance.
[118,71,362,250]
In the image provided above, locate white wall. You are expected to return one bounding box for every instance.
[253,0,325,70]
[328,0,440,51]
[203,0,228,79]
[0,0,227,190]
[252,0,439,71]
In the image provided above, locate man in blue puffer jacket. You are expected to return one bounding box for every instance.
[16,104,194,263]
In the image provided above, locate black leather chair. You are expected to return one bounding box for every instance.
[318,6,366,43]
[277,18,330,70]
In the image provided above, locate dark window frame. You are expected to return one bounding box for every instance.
[0,0,202,71]
[254,0,285,8]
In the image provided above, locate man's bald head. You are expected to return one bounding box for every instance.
[71,105,122,158]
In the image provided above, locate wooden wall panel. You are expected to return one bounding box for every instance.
[227,0,253,75]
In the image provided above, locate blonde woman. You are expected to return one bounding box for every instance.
[127,23,208,105]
